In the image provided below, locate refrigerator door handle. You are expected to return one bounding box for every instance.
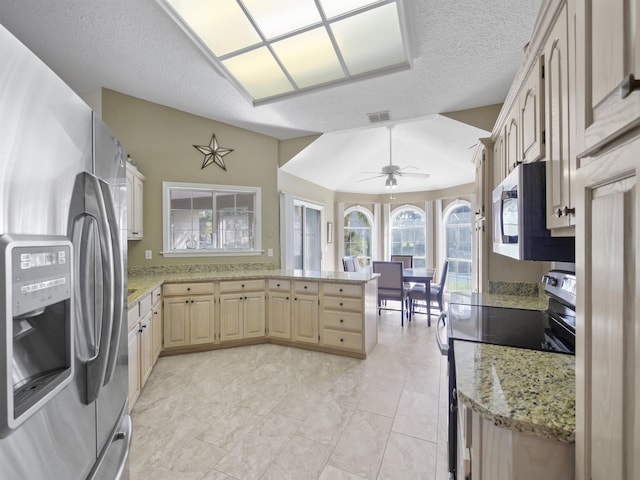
[99,179,125,386]
[67,172,115,404]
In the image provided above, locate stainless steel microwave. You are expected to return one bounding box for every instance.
[492,162,574,261]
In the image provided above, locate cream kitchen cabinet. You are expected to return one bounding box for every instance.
[504,106,520,174]
[127,291,153,411]
[151,286,162,362]
[266,279,291,340]
[320,282,365,353]
[127,325,139,412]
[163,282,215,349]
[492,129,507,189]
[292,280,319,345]
[125,162,145,240]
[219,279,266,342]
[576,0,640,154]
[544,2,575,231]
[519,57,545,164]
[460,403,574,479]
[575,134,640,480]
[473,139,492,220]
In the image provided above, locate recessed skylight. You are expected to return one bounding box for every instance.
[158,0,411,105]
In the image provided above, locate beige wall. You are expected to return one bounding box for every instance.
[442,103,502,132]
[102,89,280,268]
[278,135,320,167]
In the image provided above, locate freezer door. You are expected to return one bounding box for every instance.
[89,410,132,480]
[0,24,97,479]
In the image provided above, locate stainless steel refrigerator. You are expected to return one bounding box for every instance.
[0,24,131,479]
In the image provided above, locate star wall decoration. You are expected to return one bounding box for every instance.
[194,132,234,171]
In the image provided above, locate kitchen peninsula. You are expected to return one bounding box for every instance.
[128,268,378,357]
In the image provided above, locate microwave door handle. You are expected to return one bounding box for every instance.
[68,172,115,404]
[100,179,124,386]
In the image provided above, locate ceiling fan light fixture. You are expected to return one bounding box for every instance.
[385,175,397,189]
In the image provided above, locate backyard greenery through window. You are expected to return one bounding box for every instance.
[162,182,261,257]
[445,203,472,291]
[390,206,426,267]
[344,208,372,259]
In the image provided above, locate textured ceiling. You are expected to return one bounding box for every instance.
[0,0,542,193]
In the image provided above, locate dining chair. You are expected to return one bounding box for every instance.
[372,261,409,326]
[342,256,356,272]
[408,260,449,327]
[390,254,413,268]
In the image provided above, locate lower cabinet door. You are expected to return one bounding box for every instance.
[267,293,291,339]
[189,296,215,344]
[219,294,243,342]
[163,296,190,348]
[293,294,319,344]
[243,293,265,338]
[127,325,140,411]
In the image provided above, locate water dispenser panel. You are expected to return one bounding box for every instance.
[11,244,71,317]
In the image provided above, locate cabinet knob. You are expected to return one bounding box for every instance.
[339,302,343,307]
[304,285,308,289]
[339,319,344,323]
[185,300,189,304]
[187,287,191,291]
[190,300,194,304]
[244,296,247,300]
[339,288,343,292]
[340,338,344,342]
[241,284,245,288]
[154,311,158,315]
[286,297,289,300]
[555,208,564,218]
[562,206,575,216]
[294,297,298,301]
[277,283,280,287]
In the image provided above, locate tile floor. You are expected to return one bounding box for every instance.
[129,308,449,480]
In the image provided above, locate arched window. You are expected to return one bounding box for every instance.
[390,206,426,267]
[344,207,373,259]
[444,202,472,291]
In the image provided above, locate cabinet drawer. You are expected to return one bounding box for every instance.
[294,281,318,294]
[219,279,265,293]
[322,311,363,331]
[323,296,362,313]
[138,293,152,317]
[152,286,162,305]
[268,279,291,291]
[323,283,361,297]
[163,282,214,296]
[127,304,139,332]
[322,329,362,352]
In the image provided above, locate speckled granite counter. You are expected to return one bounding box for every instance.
[127,269,377,307]
[455,340,575,443]
[448,291,548,311]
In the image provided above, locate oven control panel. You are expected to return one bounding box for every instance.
[543,270,576,307]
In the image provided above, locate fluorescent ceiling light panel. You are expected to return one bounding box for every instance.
[243,0,321,39]
[160,0,411,104]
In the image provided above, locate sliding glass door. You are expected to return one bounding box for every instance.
[293,202,322,270]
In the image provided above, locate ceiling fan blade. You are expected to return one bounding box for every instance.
[397,172,430,178]
[361,171,384,175]
[397,165,418,171]
[357,174,386,182]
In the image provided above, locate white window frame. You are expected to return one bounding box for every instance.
[343,205,374,264]
[442,199,473,291]
[162,181,262,257]
[389,204,427,267]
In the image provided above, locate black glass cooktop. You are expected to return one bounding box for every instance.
[447,303,559,352]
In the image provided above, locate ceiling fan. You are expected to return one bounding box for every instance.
[359,126,430,189]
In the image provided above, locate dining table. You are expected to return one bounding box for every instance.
[403,267,436,320]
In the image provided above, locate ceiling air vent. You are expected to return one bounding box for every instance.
[367,111,390,123]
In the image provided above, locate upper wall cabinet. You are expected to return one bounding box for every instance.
[473,138,493,221]
[520,57,545,163]
[576,0,640,153]
[504,106,520,174]
[544,3,574,230]
[126,162,145,240]
[492,130,506,189]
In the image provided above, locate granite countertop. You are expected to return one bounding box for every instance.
[448,291,548,311]
[455,340,575,443]
[127,269,377,307]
